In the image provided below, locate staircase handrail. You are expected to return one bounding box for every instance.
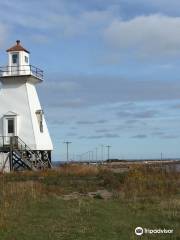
[18,136,52,168]
[0,136,51,170]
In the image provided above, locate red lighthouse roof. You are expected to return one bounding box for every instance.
[6,40,30,53]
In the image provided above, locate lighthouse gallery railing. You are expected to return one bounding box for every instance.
[0,65,43,80]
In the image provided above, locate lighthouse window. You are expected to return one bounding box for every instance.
[25,56,28,63]
[8,119,14,134]
[36,110,43,133]
[12,54,18,64]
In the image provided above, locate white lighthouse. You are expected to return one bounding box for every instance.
[0,40,53,171]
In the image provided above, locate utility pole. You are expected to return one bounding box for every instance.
[64,141,72,162]
[91,151,94,161]
[88,151,91,162]
[95,147,98,161]
[106,145,111,161]
[100,144,104,162]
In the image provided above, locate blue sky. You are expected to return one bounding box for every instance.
[1,0,180,161]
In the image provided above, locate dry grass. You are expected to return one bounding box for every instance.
[0,164,179,239]
[58,164,99,176]
[0,163,179,204]
[123,164,180,201]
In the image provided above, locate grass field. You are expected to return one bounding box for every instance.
[0,164,180,240]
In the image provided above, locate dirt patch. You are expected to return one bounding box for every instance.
[88,189,113,200]
[59,189,113,200]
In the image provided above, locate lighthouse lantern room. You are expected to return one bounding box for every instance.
[0,40,53,172]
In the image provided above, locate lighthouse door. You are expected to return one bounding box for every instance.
[4,118,15,145]
[11,53,19,75]
[3,114,18,145]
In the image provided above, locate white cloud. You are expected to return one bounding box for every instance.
[0,1,115,38]
[134,0,180,12]
[0,23,8,48]
[34,10,114,38]
[30,34,50,44]
[42,81,80,92]
[55,98,84,108]
[39,73,180,111]
[104,14,180,58]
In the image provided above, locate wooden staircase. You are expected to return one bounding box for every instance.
[0,136,51,171]
[12,150,37,171]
